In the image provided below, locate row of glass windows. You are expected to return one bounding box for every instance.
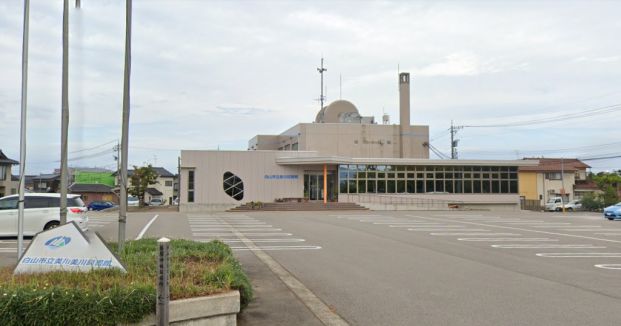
[339,165,519,194]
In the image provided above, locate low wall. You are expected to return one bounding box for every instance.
[340,193,521,211]
[180,203,237,213]
[133,291,240,326]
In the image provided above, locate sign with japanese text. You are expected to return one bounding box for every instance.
[14,222,126,275]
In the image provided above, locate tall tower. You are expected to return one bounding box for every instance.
[399,72,410,158]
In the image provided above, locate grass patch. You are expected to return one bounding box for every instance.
[0,239,252,326]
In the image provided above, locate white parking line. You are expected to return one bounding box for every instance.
[191,228,283,232]
[534,225,601,229]
[217,239,306,243]
[536,253,621,258]
[595,233,621,236]
[135,214,159,240]
[458,238,558,242]
[430,233,520,236]
[390,225,465,228]
[192,233,293,236]
[231,245,322,251]
[594,264,621,270]
[409,228,490,232]
[407,215,621,244]
[492,244,606,249]
[373,222,436,225]
[561,229,621,232]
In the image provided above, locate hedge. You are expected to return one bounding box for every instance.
[0,239,252,326]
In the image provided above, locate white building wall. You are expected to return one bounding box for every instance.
[180,150,305,211]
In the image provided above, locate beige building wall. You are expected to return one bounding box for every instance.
[180,150,305,211]
[279,123,429,159]
[0,165,18,197]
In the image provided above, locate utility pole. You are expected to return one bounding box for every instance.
[450,121,462,159]
[118,0,132,252]
[17,0,30,260]
[561,157,566,214]
[317,58,327,110]
[59,0,70,225]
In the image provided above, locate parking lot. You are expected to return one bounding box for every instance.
[2,209,620,325]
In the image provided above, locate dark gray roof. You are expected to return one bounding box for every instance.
[0,150,19,165]
[146,187,163,196]
[68,183,113,193]
[115,167,174,178]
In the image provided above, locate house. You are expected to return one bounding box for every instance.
[0,150,19,197]
[25,173,61,193]
[518,158,591,208]
[68,183,116,205]
[116,167,176,205]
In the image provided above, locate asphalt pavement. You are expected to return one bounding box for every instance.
[2,209,620,326]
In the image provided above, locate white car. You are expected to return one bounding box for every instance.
[148,198,164,206]
[563,200,582,211]
[127,196,139,207]
[0,193,89,236]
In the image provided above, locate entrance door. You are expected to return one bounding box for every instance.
[304,171,337,201]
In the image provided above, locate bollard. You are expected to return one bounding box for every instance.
[156,237,170,325]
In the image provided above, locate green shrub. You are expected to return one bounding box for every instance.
[0,239,252,326]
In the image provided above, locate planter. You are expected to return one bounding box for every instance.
[131,291,240,326]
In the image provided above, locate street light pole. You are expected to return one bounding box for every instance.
[59,0,70,225]
[118,0,132,251]
[17,0,30,260]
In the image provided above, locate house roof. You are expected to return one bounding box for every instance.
[114,167,175,178]
[26,174,61,182]
[574,180,600,191]
[146,187,163,196]
[68,183,113,193]
[519,158,590,172]
[0,150,19,165]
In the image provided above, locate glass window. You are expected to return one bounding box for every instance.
[501,181,509,193]
[426,180,434,193]
[0,197,17,210]
[397,180,406,193]
[348,180,357,193]
[435,180,444,192]
[396,166,405,171]
[367,172,376,178]
[426,173,434,179]
[482,180,491,193]
[223,171,243,201]
[407,173,414,179]
[416,180,425,193]
[387,180,396,193]
[387,172,395,179]
[473,180,482,193]
[188,170,195,203]
[377,180,386,193]
[464,180,472,193]
[367,180,376,193]
[509,180,518,193]
[377,165,386,171]
[397,173,405,178]
[406,180,415,193]
[436,172,444,179]
[492,180,500,193]
[445,180,454,193]
[25,197,50,209]
[358,180,366,193]
[340,179,348,193]
[455,180,463,193]
[378,172,385,178]
[417,173,424,179]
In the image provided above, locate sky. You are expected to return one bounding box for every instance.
[1,0,620,175]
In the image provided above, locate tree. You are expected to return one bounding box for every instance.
[592,172,621,206]
[128,164,158,206]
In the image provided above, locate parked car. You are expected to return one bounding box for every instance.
[563,200,582,211]
[127,196,139,207]
[0,193,88,236]
[87,201,116,211]
[545,197,564,211]
[603,202,621,220]
[148,198,164,206]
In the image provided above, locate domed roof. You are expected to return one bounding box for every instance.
[314,100,360,123]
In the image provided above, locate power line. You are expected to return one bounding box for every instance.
[461,103,621,128]
[69,139,117,154]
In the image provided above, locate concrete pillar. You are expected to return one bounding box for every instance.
[323,164,327,204]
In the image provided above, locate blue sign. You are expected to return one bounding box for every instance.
[264,174,299,180]
[45,236,72,250]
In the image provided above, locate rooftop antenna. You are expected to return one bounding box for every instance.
[317,57,327,109]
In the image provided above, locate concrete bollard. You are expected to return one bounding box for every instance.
[157,237,170,325]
